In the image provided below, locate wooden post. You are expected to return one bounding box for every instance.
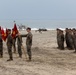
[12,45,17,57]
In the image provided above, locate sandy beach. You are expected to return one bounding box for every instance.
[0,30,76,75]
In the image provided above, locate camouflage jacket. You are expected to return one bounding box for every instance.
[25,32,33,46]
[17,35,22,45]
[0,34,3,45]
[7,34,13,46]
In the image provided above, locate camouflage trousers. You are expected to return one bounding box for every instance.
[73,40,76,52]
[7,45,13,59]
[0,45,3,57]
[13,39,16,53]
[57,40,64,50]
[17,44,22,57]
[26,45,32,60]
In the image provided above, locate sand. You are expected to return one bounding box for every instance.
[0,30,76,75]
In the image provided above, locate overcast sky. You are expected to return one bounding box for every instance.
[0,0,76,20]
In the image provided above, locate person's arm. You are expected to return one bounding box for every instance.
[21,34,27,37]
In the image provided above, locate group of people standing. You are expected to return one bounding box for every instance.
[57,28,76,53]
[0,27,33,61]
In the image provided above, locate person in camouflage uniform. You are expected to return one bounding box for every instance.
[17,32,22,58]
[7,29,13,61]
[57,29,64,50]
[25,27,33,61]
[0,31,3,58]
[65,29,74,50]
[12,29,16,53]
[57,28,61,49]
[60,30,64,50]
[72,29,76,53]
[67,29,74,50]
[65,28,69,48]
